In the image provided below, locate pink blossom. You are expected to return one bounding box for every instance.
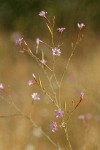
[40,59,47,65]
[39,11,47,18]
[80,92,84,100]
[16,38,23,45]
[28,80,33,86]
[55,108,64,118]
[50,121,58,132]
[36,38,42,54]
[0,83,4,89]
[52,47,61,56]
[77,23,85,30]
[31,93,40,101]
[36,38,41,45]
[57,27,66,33]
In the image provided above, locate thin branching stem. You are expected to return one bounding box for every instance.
[42,67,58,106]
[64,124,72,150]
[52,55,61,108]
[0,95,58,148]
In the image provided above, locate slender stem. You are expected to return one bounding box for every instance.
[0,114,22,118]
[57,32,62,48]
[44,16,54,46]
[60,47,75,87]
[42,68,58,106]
[64,124,72,150]
[52,55,61,107]
[27,50,52,72]
[60,29,81,87]
[29,113,58,148]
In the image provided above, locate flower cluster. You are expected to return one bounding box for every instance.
[15,11,86,146]
[28,74,40,101]
[50,108,64,132]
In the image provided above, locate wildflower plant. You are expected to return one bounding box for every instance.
[0,11,85,150]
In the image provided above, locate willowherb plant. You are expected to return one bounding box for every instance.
[0,11,85,150]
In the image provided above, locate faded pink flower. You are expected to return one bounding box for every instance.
[50,121,58,132]
[39,11,47,17]
[31,93,40,101]
[55,108,64,118]
[40,59,47,65]
[0,83,4,89]
[78,114,85,120]
[16,38,23,45]
[57,27,66,33]
[77,23,85,30]
[80,92,84,100]
[36,38,42,54]
[36,38,42,45]
[52,47,61,56]
[28,80,33,86]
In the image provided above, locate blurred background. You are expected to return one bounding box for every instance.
[0,0,100,150]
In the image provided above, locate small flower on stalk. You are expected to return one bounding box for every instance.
[50,121,58,132]
[41,50,47,65]
[55,108,64,118]
[36,38,42,54]
[31,93,40,101]
[40,59,47,65]
[36,38,42,45]
[0,83,4,90]
[77,23,85,30]
[32,73,36,79]
[52,47,61,56]
[39,11,47,18]
[80,92,84,100]
[16,38,23,45]
[28,80,33,86]
[57,27,66,33]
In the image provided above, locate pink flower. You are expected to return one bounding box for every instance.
[57,27,66,33]
[55,108,64,118]
[36,38,42,45]
[36,38,42,54]
[31,93,40,101]
[77,23,85,30]
[16,38,23,45]
[78,114,85,120]
[50,121,58,132]
[52,47,61,56]
[40,59,47,65]
[0,83,4,90]
[80,92,84,100]
[39,11,47,18]
[28,80,33,86]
